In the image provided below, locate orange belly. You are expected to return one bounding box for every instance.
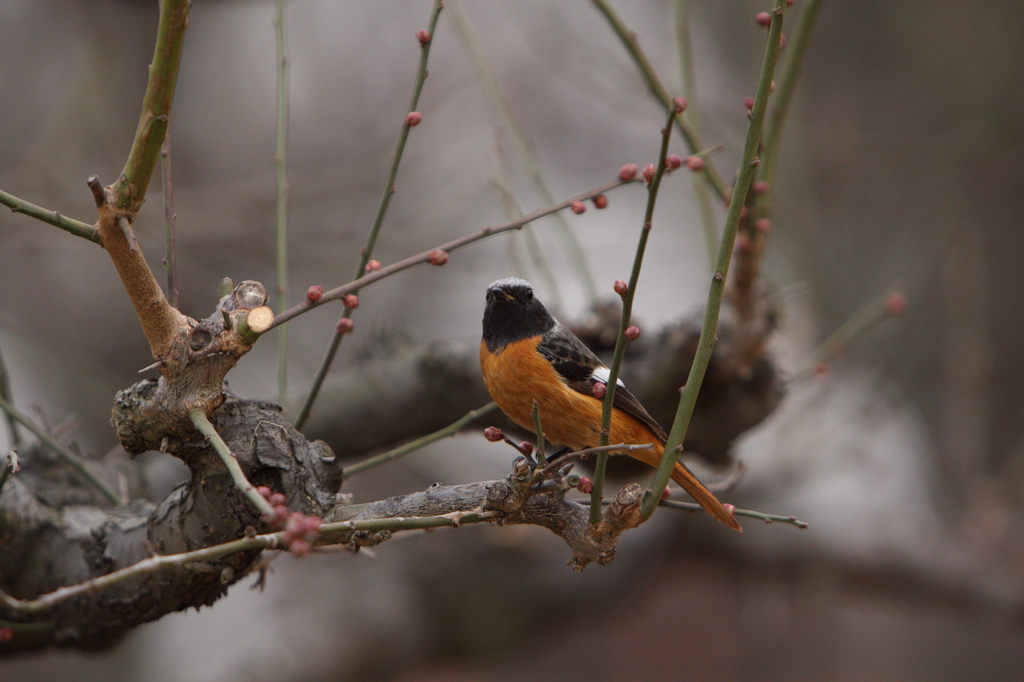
[480,338,662,455]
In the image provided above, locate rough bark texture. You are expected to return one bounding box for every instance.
[0,297,780,653]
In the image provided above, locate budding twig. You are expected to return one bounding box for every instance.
[294,0,444,429]
[271,176,641,329]
[160,130,179,308]
[642,0,788,519]
[590,104,678,525]
[274,0,291,408]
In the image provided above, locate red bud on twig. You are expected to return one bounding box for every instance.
[686,156,705,172]
[619,163,638,181]
[365,260,381,273]
[593,194,609,209]
[406,111,422,127]
[613,280,628,299]
[428,249,449,265]
[343,294,359,309]
[484,426,504,442]
[625,326,640,340]
[642,164,656,183]
[666,154,682,170]
[306,285,323,303]
[337,318,355,334]
[417,29,431,45]
[571,201,586,215]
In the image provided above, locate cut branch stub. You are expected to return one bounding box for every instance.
[113,280,274,455]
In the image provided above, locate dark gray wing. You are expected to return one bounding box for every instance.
[537,324,668,443]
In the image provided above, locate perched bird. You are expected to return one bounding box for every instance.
[480,277,741,531]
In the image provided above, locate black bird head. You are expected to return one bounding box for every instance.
[482,277,556,352]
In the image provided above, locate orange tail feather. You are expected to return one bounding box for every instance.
[670,461,742,531]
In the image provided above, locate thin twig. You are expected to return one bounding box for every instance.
[0,395,122,506]
[757,0,826,220]
[0,189,100,243]
[591,0,729,202]
[188,409,275,517]
[531,400,547,466]
[0,510,500,615]
[790,287,905,383]
[642,0,788,519]
[674,0,719,270]
[160,130,179,308]
[275,0,291,408]
[0,343,20,447]
[448,0,597,301]
[540,442,651,477]
[342,402,498,478]
[271,176,640,329]
[590,497,809,529]
[590,104,678,525]
[294,0,444,429]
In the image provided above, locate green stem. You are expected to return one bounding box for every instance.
[531,400,547,466]
[0,395,121,506]
[642,0,788,519]
[589,105,678,525]
[790,287,901,382]
[272,176,639,328]
[674,0,719,270]
[275,0,291,408]
[189,409,275,517]
[161,130,179,308]
[591,0,729,202]
[0,189,99,243]
[448,0,597,301]
[758,0,826,217]
[294,0,444,429]
[342,402,498,478]
[111,0,191,212]
[0,343,20,447]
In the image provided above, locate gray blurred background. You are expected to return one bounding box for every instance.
[2,0,1023,680]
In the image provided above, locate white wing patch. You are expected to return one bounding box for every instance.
[591,366,626,388]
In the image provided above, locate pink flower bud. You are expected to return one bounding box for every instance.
[289,539,312,557]
[672,97,687,114]
[885,292,908,316]
[755,12,771,26]
[273,504,290,523]
[743,97,755,111]
[752,181,769,194]
[268,493,287,507]
[417,29,431,45]
[625,325,640,340]
[483,426,504,442]
[428,249,449,265]
[519,441,534,456]
[336,318,355,334]
[571,200,586,215]
[723,503,737,517]
[257,486,272,500]
[593,194,609,209]
[736,234,752,253]
[592,382,607,399]
[686,156,705,172]
[754,218,772,234]
[619,163,638,181]
[306,285,323,303]
[642,163,656,183]
[343,294,360,309]
[613,280,628,299]
[661,487,672,500]
[577,477,593,494]
[406,111,422,127]
[666,154,682,170]
[365,260,381,273]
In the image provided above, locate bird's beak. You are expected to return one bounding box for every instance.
[488,287,515,301]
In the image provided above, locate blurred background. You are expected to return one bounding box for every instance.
[2,0,1024,679]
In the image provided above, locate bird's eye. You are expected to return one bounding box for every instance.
[525,290,533,301]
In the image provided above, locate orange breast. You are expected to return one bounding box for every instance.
[480,338,662,455]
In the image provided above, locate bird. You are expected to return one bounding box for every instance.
[480,276,741,531]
